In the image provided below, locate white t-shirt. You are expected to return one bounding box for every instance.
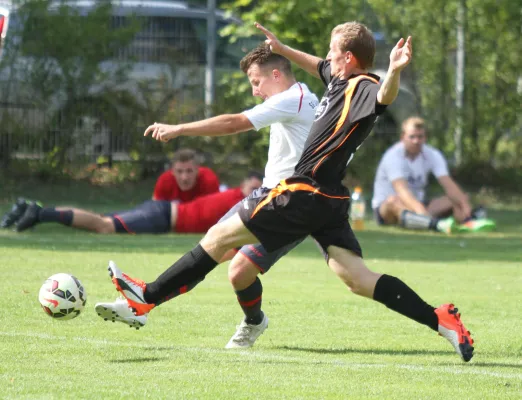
[242,82,318,188]
[372,142,449,208]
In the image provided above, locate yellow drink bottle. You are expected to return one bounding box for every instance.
[350,186,366,231]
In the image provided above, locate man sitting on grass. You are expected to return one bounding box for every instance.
[372,117,496,234]
[0,172,262,235]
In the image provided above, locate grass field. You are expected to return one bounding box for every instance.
[0,181,521,399]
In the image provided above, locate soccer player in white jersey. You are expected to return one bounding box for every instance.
[372,117,496,233]
[95,44,319,345]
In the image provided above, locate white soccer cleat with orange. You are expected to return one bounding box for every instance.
[95,298,147,329]
[107,260,155,316]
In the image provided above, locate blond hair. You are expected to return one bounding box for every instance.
[331,22,375,69]
[401,117,425,133]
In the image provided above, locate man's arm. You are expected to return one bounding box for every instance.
[377,37,412,105]
[144,114,254,142]
[392,179,429,215]
[437,176,472,217]
[255,23,322,79]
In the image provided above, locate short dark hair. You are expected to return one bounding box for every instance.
[246,170,264,181]
[171,148,198,164]
[240,43,293,76]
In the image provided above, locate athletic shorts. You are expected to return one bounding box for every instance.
[110,200,171,234]
[218,187,305,273]
[238,177,362,257]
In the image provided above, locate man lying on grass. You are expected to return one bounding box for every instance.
[0,172,262,235]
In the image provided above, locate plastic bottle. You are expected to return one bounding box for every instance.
[350,186,366,231]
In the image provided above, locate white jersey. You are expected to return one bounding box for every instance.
[243,82,318,188]
[372,142,449,208]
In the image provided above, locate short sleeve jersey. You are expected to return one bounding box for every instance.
[175,187,245,233]
[153,166,220,202]
[243,82,318,188]
[293,61,386,189]
[371,142,449,208]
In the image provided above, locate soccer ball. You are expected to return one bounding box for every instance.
[38,273,87,320]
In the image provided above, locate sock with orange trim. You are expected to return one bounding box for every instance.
[236,277,263,325]
[373,274,438,331]
[144,244,217,304]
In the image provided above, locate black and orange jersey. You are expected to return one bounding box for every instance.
[293,60,387,189]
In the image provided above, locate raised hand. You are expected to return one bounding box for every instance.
[389,36,412,72]
[143,123,182,143]
[255,22,285,54]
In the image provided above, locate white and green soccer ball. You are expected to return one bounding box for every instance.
[38,273,87,320]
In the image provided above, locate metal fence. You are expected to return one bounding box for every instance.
[0,3,259,165]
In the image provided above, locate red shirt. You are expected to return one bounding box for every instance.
[175,187,244,233]
[153,166,220,202]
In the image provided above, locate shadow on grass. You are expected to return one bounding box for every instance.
[109,357,169,363]
[277,345,454,357]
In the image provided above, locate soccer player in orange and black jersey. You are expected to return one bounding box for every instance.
[101,22,475,362]
[295,63,384,189]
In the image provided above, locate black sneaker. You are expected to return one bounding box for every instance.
[15,202,42,232]
[1,198,29,228]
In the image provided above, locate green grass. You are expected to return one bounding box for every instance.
[0,182,521,399]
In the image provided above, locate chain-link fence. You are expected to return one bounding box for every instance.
[0,1,260,168]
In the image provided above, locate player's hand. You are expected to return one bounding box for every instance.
[389,36,412,72]
[143,123,182,142]
[255,22,285,54]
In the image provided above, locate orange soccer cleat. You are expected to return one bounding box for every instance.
[107,261,156,316]
[435,303,475,362]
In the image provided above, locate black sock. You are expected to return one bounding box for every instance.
[38,208,73,226]
[236,277,263,325]
[144,244,218,304]
[373,274,438,331]
[154,279,203,306]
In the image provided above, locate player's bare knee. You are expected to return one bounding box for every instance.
[228,258,258,289]
[228,264,245,287]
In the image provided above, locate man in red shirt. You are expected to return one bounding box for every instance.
[153,148,219,202]
[8,172,262,234]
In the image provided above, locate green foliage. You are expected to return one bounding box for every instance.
[0,0,142,168]
[367,0,521,165]
[221,0,378,96]
[15,0,140,98]
[219,0,521,180]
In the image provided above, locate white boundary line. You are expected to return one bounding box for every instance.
[1,331,521,380]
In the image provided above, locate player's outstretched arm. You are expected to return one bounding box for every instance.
[377,36,412,105]
[255,22,322,79]
[144,114,254,142]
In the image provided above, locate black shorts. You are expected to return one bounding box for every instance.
[219,187,305,273]
[110,200,171,234]
[238,177,362,257]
